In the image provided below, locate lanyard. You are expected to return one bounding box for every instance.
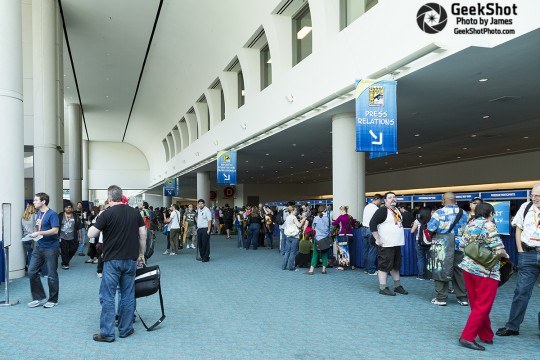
[37,210,47,231]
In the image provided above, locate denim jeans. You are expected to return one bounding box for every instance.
[23,241,33,267]
[246,223,260,250]
[28,247,59,303]
[99,259,137,339]
[265,231,274,248]
[236,226,243,248]
[282,236,299,270]
[77,228,87,254]
[505,251,540,331]
[416,243,430,278]
[361,227,377,274]
[280,229,286,255]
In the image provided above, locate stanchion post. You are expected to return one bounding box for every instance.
[0,203,19,307]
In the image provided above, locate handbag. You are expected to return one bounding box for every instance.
[316,235,333,251]
[463,239,500,269]
[498,257,514,287]
[135,265,165,331]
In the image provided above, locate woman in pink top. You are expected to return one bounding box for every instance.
[332,205,356,270]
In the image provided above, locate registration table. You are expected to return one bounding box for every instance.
[351,228,518,276]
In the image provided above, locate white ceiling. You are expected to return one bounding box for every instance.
[60,1,540,194]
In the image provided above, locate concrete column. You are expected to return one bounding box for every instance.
[82,139,89,201]
[233,184,246,208]
[163,196,172,208]
[55,2,64,209]
[332,113,364,220]
[0,0,25,279]
[68,103,82,203]
[196,171,210,203]
[33,0,60,211]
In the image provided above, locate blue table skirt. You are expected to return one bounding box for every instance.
[352,227,519,276]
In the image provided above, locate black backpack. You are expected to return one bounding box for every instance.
[275,209,285,225]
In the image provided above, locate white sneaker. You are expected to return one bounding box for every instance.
[43,301,57,308]
[191,244,196,249]
[170,252,176,255]
[431,298,447,306]
[27,299,47,308]
[97,273,102,278]
[162,250,170,255]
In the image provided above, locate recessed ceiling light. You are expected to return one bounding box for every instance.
[105,95,109,98]
[278,160,282,163]
[471,134,477,137]
[418,155,422,158]
[265,153,269,156]
[483,115,490,119]
[506,148,511,151]
[478,78,488,82]
[325,166,329,169]
[292,144,296,147]
[309,161,314,164]
[417,146,422,149]
[300,154,304,157]
[245,170,248,172]
[105,109,109,112]
[462,147,468,150]
[64,74,66,77]
[457,156,461,159]
[414,134,420,137]
[419,162,423,165]
[245,160,249,162]
[274,170,278,173]
[66,86,70,89]
[523,136,529,139]
[290,166,294,169]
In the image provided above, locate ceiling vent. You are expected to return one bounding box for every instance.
[488,96,521,103]
[187,107,195,114]
[197,94,206,103]
[210,78,221,90]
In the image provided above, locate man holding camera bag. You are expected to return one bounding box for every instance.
[88,185,146,343]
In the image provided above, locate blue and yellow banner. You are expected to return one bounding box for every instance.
[355,79,398,159]
[488,201,510,235]
[217,150,237,185]
[163,177,178,196]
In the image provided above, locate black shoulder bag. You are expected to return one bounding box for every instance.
[135,265,165,331]
[316,212,333,251]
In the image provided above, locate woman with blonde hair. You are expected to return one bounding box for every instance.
[21,203,37,269]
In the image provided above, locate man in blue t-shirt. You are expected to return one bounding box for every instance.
[27,192,60,309]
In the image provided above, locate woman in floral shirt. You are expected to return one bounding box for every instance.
[457,203,509,351]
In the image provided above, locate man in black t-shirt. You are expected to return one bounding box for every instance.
[88,185,146,343]
[222,203,234,239]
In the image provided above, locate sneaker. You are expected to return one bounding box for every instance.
[97,273,102,278]
[93,259,99,264]
[379,287,396,296]
[394,285,409,295]
[61,265,69,270]
[162,250,170,255]
[416,276,425,280]
[169,252,176,255]
[495,327,519,336]
[431,298,447,306]
[368,272,378,276]
[27,299,47,308]
[43,301,57,308]
[457,298,469,306]
[191,244,196,249]
[363,270,368,274]
[93,334,115,343]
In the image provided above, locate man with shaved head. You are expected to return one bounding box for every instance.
[427,192,469,306]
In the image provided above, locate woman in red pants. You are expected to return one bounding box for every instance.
[458,202,509,351]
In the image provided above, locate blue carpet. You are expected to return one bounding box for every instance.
[0,234,538,359]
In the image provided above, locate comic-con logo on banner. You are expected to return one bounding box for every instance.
[417,3,448,33]
[369,86,384,107]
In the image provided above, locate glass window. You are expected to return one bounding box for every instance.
[341,0,378,30]
[293,5,312,66]
[260,45,272,90]
[238,71,245,107]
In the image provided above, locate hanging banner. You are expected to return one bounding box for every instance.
[217,150,237,185]
[487,201,510,235]
[355,79,398,159]
[163,177,178,196]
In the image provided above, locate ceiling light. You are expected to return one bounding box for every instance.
[309,161,314,164]
[267,58,272,64]
[105,109,109,112]
[478,78,488,82]
[245,170,248,172]
[64,74,66,77]
[274,170,278,173]
[265,153,270,156]
[419,163,423,165]
[414,134,420,137]
[457,156,461,159]
[278,160,282,163]
[471,134,477,137]
[506,148,511,151]
[105,95,109,98]
[417,146,422,149]
[290,166,294,169]
[66,86,70,89]
[523,136,529,139]
[483,115,490,119]
[418,155,422,158]
[297,26,312,40]
[300,154,304,157]
[245,160,249,162]
[292,143,296,147]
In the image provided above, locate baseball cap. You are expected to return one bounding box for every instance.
[121,195,129,204]
[373,194,383,200]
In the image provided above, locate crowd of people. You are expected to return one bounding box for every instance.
[18,183,540,348]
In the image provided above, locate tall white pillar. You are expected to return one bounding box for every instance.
[55,2,64,209]
[82,139,89,201]
[332,113,364,220]
[0,0,25,279]
[68,103,82,203]
[163,196,172,208]
[196,171,210,203]
[33,0,60,211]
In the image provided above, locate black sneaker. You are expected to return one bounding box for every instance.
[394,285,409,295]
[495,328,519,336]
[379,287,396,296]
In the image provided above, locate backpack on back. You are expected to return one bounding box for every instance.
[275,209,285,226]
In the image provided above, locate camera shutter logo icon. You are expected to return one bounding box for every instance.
[417,3,447,34]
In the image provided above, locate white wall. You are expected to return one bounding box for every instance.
[88,141,149,190]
